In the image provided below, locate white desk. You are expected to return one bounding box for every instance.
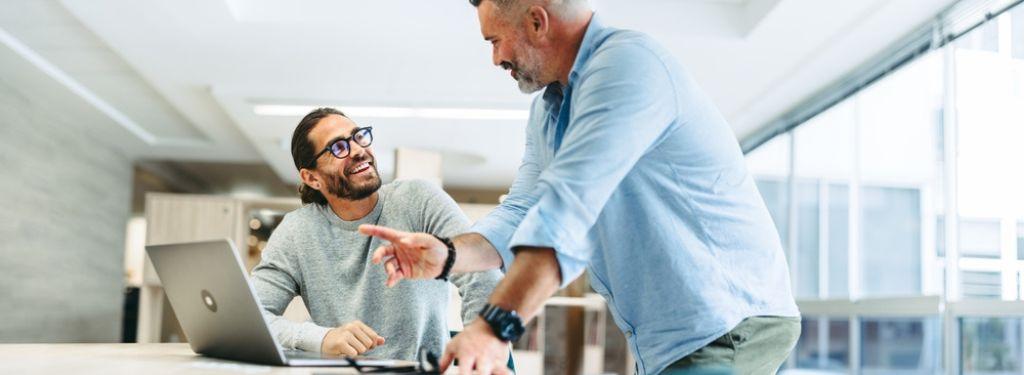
[0,343,368,374]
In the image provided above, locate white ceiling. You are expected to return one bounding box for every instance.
[0,0,958,189]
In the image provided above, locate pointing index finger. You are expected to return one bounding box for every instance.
[358,224,406,243]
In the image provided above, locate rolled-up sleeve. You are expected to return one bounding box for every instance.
[507,43,680,287]
[470,99,547,272]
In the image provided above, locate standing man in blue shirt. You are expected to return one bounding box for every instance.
[360,0,800,373]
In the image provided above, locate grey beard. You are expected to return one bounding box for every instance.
[517,75,546,94]
[514,44,547,94]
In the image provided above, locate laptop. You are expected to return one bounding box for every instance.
[145,239,417,368]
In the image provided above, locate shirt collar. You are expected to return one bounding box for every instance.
[540,12,605,107]
[568,12,604,86]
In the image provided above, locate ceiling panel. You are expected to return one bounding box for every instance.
[0,0,960,189]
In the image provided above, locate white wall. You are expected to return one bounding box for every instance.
[0,73,132,342]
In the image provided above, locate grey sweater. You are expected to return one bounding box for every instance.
[251,180,502,361]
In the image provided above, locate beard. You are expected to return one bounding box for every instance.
[510,43,547,94]
[324,157,382,201]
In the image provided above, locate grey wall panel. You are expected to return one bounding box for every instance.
[0,79,131,343]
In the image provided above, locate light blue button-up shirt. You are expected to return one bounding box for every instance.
[470,14,799,374]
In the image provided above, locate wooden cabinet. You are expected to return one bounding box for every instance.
[136,193,301,343]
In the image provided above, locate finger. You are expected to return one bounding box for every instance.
[385,261,401,287]
[384,259,402,287]
[371,245,395,264]
[350,326,374,350]
[476,359,494,375]
[395,247,417,278]
[395,250,417,285]
[394,248,410,276]
[495,350,512,374]
[375,336,386,346]
[458,355,475,375]
[355,322,382,343]
[399,232,432,247]
[384,257,399,274]
[346,332,368,353]
[358,224,408,243]
[439,345,456,373]
[338,342,358,357]
[399,236,415,246]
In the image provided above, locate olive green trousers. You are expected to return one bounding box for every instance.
[661,316,801,375]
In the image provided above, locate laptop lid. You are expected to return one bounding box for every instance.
[145,239,288,366]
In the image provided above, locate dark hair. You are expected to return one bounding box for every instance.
[291,107,347,205]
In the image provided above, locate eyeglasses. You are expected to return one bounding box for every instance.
[311,127,373,167]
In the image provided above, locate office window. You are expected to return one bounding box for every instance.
[754,179,788,243]
[933,108,945,163]
[955,17,1024,253]
[861,186,922,296]
[1017,222,1024,260]
[793,100,856,181]
[861,318,942,374]
[747,3,1024,373]
[937,216,946,257]
[828,184,850,298]
[959,20,1000,53]
[1019,271,1024,302]
[747,134,791,245]
[856,48,942,298]
[746,132,791,179]
[962,271,1002,300]
[1015,272,1023,301]
[796,181,820,298]
[792,317,849,372]
[794,101,855,298]
[960,219,1002,259]
[961,317,1024,374]
[1013,5,1024,59]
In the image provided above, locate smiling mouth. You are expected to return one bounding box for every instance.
[348,160,373,175]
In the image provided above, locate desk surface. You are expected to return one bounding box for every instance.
[0,343,371,374]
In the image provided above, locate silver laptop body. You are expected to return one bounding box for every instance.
[145,239,409,368]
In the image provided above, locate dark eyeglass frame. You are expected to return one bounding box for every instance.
[310,126,374,167]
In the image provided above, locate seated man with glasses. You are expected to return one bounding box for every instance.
[250,107,503,362]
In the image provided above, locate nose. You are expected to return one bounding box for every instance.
[349,141,370,160]
[492,45,502,68]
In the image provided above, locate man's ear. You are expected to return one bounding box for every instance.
[299,168,322,191]
[525,5,550,42]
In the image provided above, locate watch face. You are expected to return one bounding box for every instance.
[482,304,526,342]
[500,317,525,341]
[510,321,525,340]
[501,325,516,339]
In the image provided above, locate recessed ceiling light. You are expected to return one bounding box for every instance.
[253,104,529,121]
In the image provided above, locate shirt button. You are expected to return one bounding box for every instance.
[625,331,633,338]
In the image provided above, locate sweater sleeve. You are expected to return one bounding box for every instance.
[407,180,503,325]
[251,222,332,352]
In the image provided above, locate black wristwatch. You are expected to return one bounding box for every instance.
[432,235,457,282]
[479,303,526,342]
